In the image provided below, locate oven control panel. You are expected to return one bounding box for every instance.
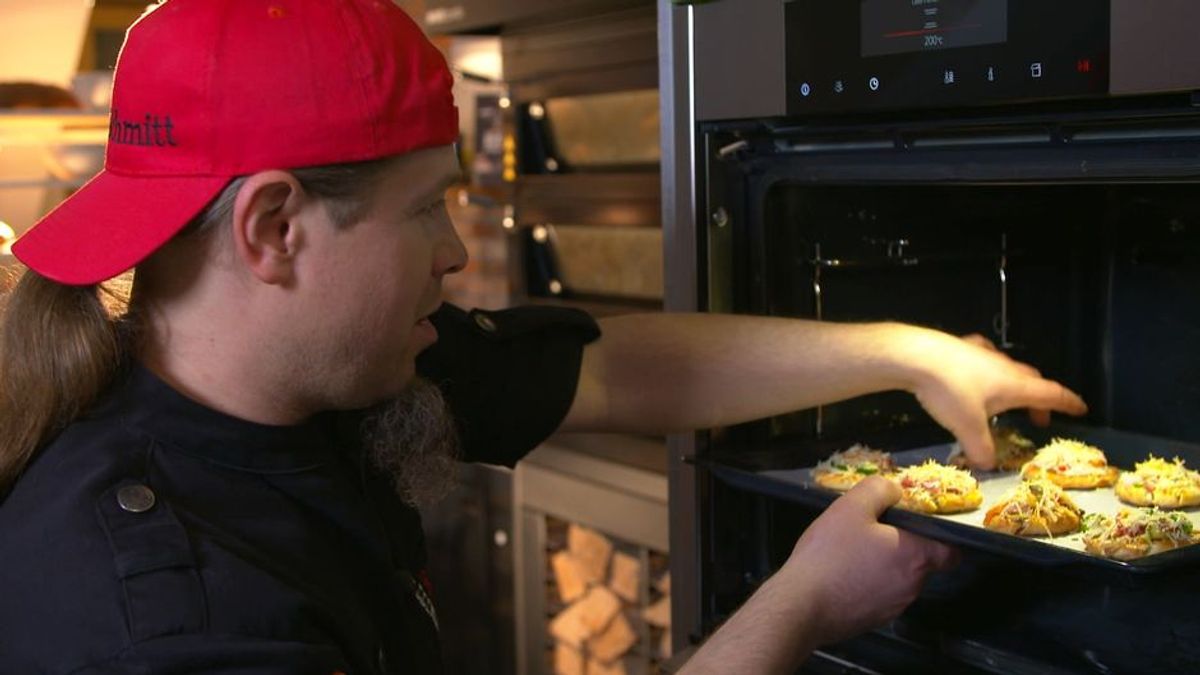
[786,0,1110,115]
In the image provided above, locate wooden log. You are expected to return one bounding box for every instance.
[576,586,622,635]
[641,595,670,628]
[552,551,589,603]
[568,524,614,585]
[550,601,592,649]
[586,612,637,663]
[653,572,670,596]
[553,642,585,675]
[608,552,641,604]
[659,627,672,660]
[586,656,649,675]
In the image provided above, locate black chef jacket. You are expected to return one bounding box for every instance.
[0,304,599,674]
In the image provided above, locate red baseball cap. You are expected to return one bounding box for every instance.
[13,0,458,285]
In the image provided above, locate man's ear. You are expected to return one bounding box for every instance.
[230,170,310,286]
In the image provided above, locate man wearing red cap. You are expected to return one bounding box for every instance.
[0,1,1086,673]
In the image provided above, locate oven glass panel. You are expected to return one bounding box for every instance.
[757,183,1200,448]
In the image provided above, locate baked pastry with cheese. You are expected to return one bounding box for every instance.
[893,460,982,514]
[1082,507,1199,561]
[1115,456,1200,508]
[983,479,1084,537]
[1020,438,1119,489]
[811,444,896,491]
[947,426,1037,471]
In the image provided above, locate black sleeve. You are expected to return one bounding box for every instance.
[67,635,350,674]
[416,303,601,467]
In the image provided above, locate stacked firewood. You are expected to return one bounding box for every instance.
[547,524,671,675]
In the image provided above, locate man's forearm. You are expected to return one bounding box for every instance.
[678,568,820,675]
[567,313,938,433]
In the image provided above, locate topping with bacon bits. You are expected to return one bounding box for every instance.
[983,479,1084,537]
[1082,507,1199,561]
[1115,455,1200,508]
[893,460,982,514]
[1020,438,1119,489]
[812,444,897,492]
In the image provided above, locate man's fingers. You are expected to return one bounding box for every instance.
[961,334,997,351]
[951,412,996,470]
[897,530,960,573]
[925,540,960,572]
[1028,407,1051,427]
[1012,362,1041,379]
[1006,378,1088,417]
[839,475,901,520]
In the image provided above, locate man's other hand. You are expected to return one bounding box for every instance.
[778,476,958,647]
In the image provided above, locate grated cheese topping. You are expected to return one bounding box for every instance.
[1120,455,1200,494]
[995,479,1082,537]
[1026,438,1111,476]
[896,459,978,497]
[1084,507,1196,545]
[815,444,895,476]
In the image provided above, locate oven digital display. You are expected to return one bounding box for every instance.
[861,0,1008,57]
[785,0,1109,115]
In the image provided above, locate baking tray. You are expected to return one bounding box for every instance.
[708,423,1200,574]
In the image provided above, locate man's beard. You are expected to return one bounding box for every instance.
[360,377,461,506]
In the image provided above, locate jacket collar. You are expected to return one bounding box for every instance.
[109,363,346,473]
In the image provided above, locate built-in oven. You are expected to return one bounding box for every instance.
[659,1,1200,672]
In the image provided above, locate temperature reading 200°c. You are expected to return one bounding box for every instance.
[861,0,1008,58]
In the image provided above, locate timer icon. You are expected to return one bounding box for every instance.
[869,76,880,91]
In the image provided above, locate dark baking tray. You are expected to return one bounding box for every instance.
[708,423,1200,574]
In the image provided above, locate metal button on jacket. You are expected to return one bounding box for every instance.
[117,484,156,513]
[473,312,497,333]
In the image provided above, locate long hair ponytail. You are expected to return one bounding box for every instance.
[0,272,126,494]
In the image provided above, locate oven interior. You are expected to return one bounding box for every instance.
[698,108,1200,674]
[754,181,1200,455]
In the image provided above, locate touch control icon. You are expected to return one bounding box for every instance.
[1030,62,1043,78]
[868,76,880,91]
[800,82,812,97]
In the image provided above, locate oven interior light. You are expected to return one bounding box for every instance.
[532,225,549,243]
[498,96,511,109]
[548,279,563,295]
[529,102,545,120]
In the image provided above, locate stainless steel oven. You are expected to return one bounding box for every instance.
[660,1,1200,672]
